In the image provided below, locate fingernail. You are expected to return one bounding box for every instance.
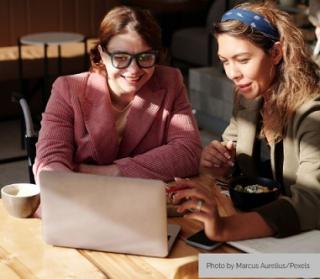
[213,164,220,168]
[224,152,231,159]
[228,161,234,167]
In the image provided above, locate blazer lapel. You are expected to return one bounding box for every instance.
[236,97,262,177]
[79,73,119,162]
[118,75,166,157]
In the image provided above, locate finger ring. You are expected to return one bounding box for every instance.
[196,200,203,212]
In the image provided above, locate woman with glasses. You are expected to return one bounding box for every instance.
[33,6,202,182]
[170,2,320,241]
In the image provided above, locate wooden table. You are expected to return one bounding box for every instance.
[0,175,239,279]
[123,0,209,13]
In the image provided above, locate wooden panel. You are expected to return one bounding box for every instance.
[10,0,29,44]
[90,0,121,38]
[28,0,60,33]
[0,0,121,47]
[92,0,109,36]
[60,0,77,33]
[76,0,92,37]
[0,0,10,46]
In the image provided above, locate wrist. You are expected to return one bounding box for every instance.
[73,163,80,172]
[212,217,232,242]
[217,212,274,241]
[110,164,121,176]
[199,165,233,180]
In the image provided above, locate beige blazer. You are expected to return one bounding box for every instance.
[223,96,320,237]
[309,0,320,26]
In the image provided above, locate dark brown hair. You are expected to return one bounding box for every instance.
[90,5,163,73]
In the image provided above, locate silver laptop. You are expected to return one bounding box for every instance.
[39,170,180,257]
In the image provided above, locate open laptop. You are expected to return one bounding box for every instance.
[39,170,180,257]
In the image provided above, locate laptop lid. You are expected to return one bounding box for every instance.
[39,170,180,257]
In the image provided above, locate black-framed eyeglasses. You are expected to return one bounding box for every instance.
[105,50,158,69]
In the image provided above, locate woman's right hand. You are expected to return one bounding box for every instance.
[200,140,236,178]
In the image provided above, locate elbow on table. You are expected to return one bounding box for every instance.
[33,159,74,184]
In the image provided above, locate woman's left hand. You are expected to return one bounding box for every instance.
[170,179,224,241]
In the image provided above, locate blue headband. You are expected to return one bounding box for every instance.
[221,8,279,40]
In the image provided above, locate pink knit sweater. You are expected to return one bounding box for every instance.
[33,65,202,181]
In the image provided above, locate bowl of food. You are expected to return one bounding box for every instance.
[229,176,281,211]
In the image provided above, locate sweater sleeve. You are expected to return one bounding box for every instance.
[33,77,77,182]
[114,70,202,181]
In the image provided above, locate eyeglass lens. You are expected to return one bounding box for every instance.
[111,52,156,69]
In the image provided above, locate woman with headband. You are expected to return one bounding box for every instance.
[171,2,320,240]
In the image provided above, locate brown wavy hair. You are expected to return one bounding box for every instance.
[90,5,164,74]
[214,1,320,143]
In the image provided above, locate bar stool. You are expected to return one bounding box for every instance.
[18,32,87,110]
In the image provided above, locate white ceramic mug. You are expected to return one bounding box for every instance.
[1,183,40,218]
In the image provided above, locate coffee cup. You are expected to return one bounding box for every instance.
[1,183,40,218]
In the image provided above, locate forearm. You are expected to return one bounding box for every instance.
[34,160,74,184]
[34,77,76,180]
[219,212,274,241]
[115,141,201,181]
[78,163,121,176]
